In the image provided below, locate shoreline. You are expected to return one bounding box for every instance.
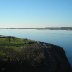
[0,27,72,31]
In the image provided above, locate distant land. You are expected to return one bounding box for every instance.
[0,27,72,30]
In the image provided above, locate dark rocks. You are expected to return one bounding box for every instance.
[0,40,71,72]
[0,35,16,38]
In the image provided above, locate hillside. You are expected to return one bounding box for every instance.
[0,35,71,72]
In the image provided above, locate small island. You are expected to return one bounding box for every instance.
[0,35,71,72]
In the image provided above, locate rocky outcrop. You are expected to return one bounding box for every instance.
[0,37,71,72]
[18,42,71,72]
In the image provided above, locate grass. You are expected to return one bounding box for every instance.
[0,36,48,64]
[0,36,38,61]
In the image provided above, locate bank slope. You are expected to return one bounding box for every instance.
[0,36,71,72]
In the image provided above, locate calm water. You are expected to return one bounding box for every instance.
[0,29,72,66]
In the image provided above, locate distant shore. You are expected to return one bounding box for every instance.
[0,27,72,30]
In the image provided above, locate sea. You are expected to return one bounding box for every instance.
[0,29,72,66]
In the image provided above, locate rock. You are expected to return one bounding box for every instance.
[19,42,71,72]
[0,37,71,72]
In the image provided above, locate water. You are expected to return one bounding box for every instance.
[0,29,72,66]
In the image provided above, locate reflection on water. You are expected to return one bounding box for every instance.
[0,29,72,66]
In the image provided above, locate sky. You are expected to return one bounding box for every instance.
[0,0,72,28]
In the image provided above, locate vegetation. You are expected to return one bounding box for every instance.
[0,36,71,72]
[0,36,37,61]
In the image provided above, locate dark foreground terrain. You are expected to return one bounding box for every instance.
[0,35,71,72]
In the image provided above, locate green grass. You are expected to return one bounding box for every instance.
[0,37,37,60]
[0,37,36,46]
[0,51,6,56]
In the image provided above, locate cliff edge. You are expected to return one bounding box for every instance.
[0,36,71,72]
